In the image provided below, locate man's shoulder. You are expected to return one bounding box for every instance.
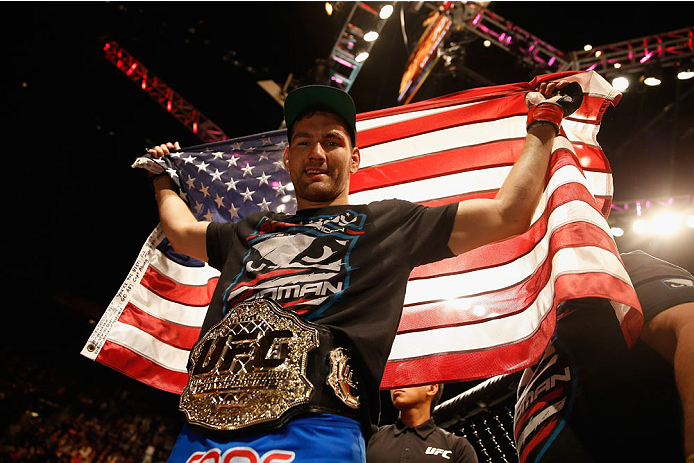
[364,198,418,215]
[432,425,460,439]
[427,426,478,461]
[621,250,693,286]
[432,426,473,445]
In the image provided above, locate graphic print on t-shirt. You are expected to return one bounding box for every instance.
[222,209,366,319]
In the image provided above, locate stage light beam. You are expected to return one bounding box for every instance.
[652,212,684,236]
[633,219,651,234]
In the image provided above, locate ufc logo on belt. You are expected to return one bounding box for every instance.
[193,327,293,376]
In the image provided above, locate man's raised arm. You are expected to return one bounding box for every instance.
[148,141,210,262]
[447,80,579,255]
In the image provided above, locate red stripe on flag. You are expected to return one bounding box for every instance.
[351,139,524,194]
[383,269,642,389]
[572,93,615,122]
[140,265,218,307]
[357,96,528,148]
[567,144,609,172]
[398,221,619,333]
[118,302,201,350]
[97,341,188,394]
[410,178,606,280]
[356,80,528,123]
[382,302,558,387]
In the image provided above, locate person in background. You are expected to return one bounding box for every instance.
[367,384,479,462]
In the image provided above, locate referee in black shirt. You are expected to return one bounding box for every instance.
[367,384,478,462]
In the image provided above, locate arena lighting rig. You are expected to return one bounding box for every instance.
[102,40,228,143]
[325,1,396,92]
[410,1,693,99]
[102,3,691,141]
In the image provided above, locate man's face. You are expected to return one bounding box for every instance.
[390,385,434,411]
[283,112,360,209]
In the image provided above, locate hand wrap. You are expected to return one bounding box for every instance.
[526,81,583,135]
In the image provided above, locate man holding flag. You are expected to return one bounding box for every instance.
[145,80,581,462]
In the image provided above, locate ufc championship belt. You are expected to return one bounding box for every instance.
[179,298,361,433]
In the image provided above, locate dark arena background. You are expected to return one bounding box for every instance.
[3,2,693,462]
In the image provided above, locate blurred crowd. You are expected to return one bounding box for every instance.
[1,346,183,463]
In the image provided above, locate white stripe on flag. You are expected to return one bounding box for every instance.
[129,284,208,327]
[350,165,513,204]
[403,199,615,306]
[150,250,220,286]
[390,246,628,360]
[356,100,479,133]
[563,118,600,146]
[107,320,190,373]
[584,171,613,199]
[353,137,611,206]
[358,116,526,169]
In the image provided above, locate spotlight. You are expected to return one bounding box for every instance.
[584,44,593,52]
[641,70,662,87]
[355,51,369,63]
[379,4,394,19]
[678,68,694,80]
[686,215,694,228]
[612,76,629,91]
[325,2,333,15]
[483,40,491,48]
[611,227,624,237]
[364,31,379,42]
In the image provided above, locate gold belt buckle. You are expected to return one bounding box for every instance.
[179,299,319,431]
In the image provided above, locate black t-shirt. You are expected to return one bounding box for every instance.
[514,251,694,462]
[205,199,458,426]
[367,418,479,463]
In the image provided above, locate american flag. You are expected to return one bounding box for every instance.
[81,70,643,394]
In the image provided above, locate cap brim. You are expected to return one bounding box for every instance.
[284,85,357,144]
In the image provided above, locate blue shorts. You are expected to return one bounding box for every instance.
[167,413,366,463]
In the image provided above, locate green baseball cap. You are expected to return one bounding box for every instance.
[284,85,357,146]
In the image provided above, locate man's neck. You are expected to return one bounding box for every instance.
[296,197,351,210]
[399,407,431,428]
